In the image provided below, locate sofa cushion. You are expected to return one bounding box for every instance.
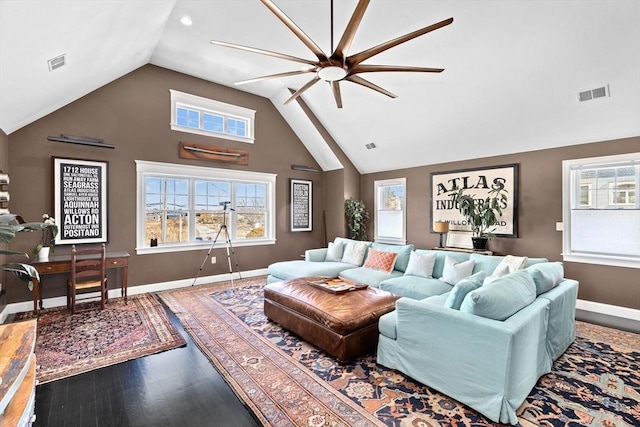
[363,248,398,273]
[339,266,403,287]
[523,257,549,268]
[460,270,536,321]
[371,242,414,272]
[267,260,356,281]
[379,276,453,300]
[441,256,475,285]
[325,240,344,261]
[444,271,486,310]
[469,254,506,276]
[404,251,437,278]
[527,262,564,295]
[342,241,369,265]
[378,310,397,340]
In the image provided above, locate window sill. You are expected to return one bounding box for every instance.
[562,252,639,269]
[136,239,275,255]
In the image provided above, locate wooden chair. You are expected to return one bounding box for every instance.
[66,244,108,314]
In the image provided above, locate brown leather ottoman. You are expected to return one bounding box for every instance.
[264,277,400,362]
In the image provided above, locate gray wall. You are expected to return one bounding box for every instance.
[361,136,640,310]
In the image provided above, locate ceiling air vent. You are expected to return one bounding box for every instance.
[365,143,377,150]
[47,54,66,72]
[578,84,610,102]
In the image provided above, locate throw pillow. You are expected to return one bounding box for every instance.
[404,251,437,278]
[444,271,486,310]
[440,256,475,285]
[325,240,344,262]
[363,248,399,273]
[341,241,369,266]
[484,255,528,285]
[460,270,536,321]
[526,262,564,295]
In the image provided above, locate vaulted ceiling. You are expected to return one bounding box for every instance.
[1,1,639,174]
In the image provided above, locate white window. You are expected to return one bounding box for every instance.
[136,161,275,254]
[562,152,640,268]
[170,90,255,143]
[374,178,406,245]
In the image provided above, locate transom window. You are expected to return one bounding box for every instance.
[136,161,275,254]
[170,90,255,143]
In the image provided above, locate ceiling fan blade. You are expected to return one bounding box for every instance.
[235,69,318,86]
[347,17,453,66]
[351,64,444,74]
[345,75,397,99]
[330,0,370,64]
[330,81,343,108]
[211,40,318,66]
[284,77,320,104]
[260,0,328,63]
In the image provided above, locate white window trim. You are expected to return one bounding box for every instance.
[135,160,276,255]
[374,177,407,245]
[562,152,640,268]
[169,90,256,144]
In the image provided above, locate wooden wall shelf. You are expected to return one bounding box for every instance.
[179,142,248,165]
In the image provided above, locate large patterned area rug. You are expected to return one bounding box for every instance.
[15,293,186,384]
[158,278,640,427]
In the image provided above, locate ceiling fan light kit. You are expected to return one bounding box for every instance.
[211,0,453,108]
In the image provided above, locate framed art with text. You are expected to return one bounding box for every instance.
[431,164,519,237]
[290,178,312,232]
[53,157,108,245]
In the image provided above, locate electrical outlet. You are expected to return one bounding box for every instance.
[556,222,563,231]
[211,256,216,264]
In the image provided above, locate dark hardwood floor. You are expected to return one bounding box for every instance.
[34,306,262,427]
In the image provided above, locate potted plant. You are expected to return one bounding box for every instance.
[344,198,369,241]
[449,182,508,250]
[33,213,56,260]
[1,213,58,290]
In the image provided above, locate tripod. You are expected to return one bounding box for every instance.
[191,202,242,288]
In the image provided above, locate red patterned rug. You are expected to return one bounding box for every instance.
[159,278,640,427]
[14,293,186,384]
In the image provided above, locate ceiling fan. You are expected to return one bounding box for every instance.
[211,0,453,108]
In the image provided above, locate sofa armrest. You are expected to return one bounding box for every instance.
[393,297,551,423]
[305,248,328,262]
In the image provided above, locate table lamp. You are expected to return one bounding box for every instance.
[434,221,449,248]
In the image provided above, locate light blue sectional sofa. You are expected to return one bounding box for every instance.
[266,238,579,424]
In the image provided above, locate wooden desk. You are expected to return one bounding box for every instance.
[30,251,130,314]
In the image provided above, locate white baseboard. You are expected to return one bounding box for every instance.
[0,268,267,323]
[576,299,640,322]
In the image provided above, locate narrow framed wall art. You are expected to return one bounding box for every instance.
[290,178,312,232]
[53,157,108,244]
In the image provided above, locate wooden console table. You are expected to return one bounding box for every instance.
[433,247,493,256]
[30,251,130,315]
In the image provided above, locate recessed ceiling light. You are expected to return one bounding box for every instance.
[181,16,192,26]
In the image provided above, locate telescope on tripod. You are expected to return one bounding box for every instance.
[191,201,242,288]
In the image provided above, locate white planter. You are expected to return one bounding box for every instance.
[37,246,50,261]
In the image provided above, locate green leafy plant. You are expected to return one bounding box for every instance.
[449,182,508,237]
[345,198,369,241]
[1,213,58,290]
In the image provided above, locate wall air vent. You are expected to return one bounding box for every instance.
[47,54,66,71]
[578,84,610,102]
[365,143,377,150]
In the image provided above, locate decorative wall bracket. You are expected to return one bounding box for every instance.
[179,142,248,165]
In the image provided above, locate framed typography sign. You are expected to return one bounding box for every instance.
[53,157,108,245]
[431,164,519,237]
[290,179,312,232]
